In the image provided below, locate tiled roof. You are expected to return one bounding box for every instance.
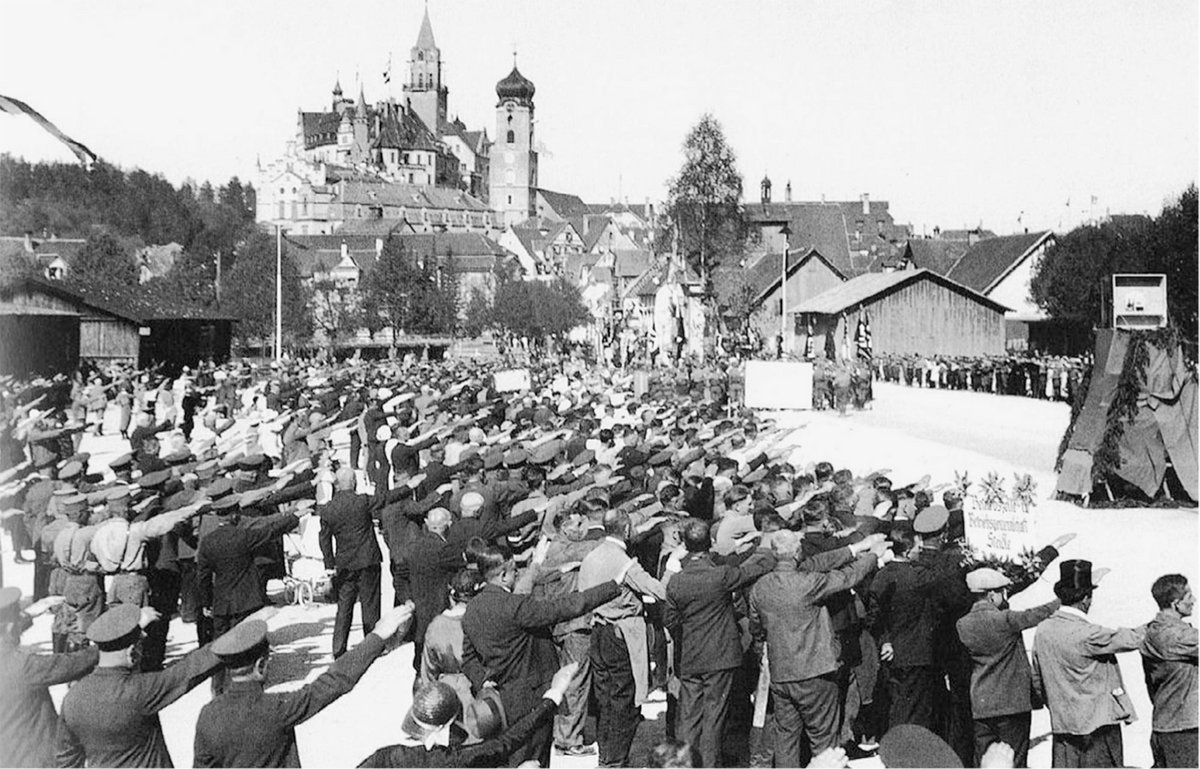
[537,189,590,219]
[336,182,490,211]
[613,249,652,278]
[946,231,1053,294]
[372,103,440,151]
[583,219,612,252]
[794,268,1009,314]
[938,228,997,241]
[891,239,969,276]
[301,111,343,148]
[336,219,414,237]
[563,253,602,282]
[1,275,235,323]
[745,203,856,277]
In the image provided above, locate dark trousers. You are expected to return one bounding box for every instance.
[332,564,381,658]
[888,665,940,732]
[941,656,974,766]
[554,629,592,750]
[591,624,639,767]
[679,668,735,767]
[141,569,180,672]
[32,547,52,600]
[1150,728,1198,768]
[1051,724,1124,768]
[178,559,200,622]
[772,674,842,766]
[974,712,1031,767]
[349,431,362,469]
[390,560,410,608]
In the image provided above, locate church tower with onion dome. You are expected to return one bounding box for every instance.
[490,57,538,226]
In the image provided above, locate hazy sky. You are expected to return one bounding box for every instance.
[2,0,1196,233]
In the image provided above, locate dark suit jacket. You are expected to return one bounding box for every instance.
[194,635,385,767]
[197,513,298,616]
[461,580,620,718]
[317,487,407,572]
[663,549,776,676]
[404,530,469,644]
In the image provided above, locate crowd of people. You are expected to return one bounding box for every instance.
[0,352,1194,768]
[874,354,1089,403]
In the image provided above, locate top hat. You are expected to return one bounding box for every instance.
[1054,559,1098,592]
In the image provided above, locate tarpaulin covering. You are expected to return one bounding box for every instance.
[1056,328,1199,501]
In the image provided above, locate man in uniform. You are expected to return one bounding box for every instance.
[193,602,416,767]
[56,603,267,768]
[0,588,98,767]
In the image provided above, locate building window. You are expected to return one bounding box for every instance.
[508,195,513,204]
[506,130,515,144]
[877,220,885,232]
[418,51,424,61]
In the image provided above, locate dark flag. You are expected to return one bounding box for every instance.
[0,94,97,167]
[855,311,873,361]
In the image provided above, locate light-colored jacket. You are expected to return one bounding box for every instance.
[1031,607,1145,735]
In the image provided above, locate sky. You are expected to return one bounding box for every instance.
[1,0,1196,234]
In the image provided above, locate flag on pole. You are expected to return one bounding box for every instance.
[855,311,873,361]
[383,54,392,84]
[0,94,96,167]
[803,316,815,359]
[841,312,851,361]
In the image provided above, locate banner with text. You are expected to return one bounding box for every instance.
[963,497,1035,559]
[494,368,532,393]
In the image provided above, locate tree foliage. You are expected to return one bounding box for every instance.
[311,278,364,351]
[0,155,255,259]
[68,231,140,291]
[660,114,748,297]
[361,236,459,339]
[490,276,590,342]
[1031,185,1198,341]
[221,231,312,348]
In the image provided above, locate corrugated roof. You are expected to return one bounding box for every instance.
[794,268,1009,314]
[946,231,1053,293]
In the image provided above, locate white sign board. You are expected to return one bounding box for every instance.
[963,497,1035,559]
[494,368,532,393]
[743,360,814,410]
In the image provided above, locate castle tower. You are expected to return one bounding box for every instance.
[490,59,538,226]
[402,6,447,133]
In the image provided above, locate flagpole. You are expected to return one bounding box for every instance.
[275,224,283,362]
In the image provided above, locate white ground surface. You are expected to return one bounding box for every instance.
[2,382,1194,767]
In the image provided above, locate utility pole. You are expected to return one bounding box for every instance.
[275,225,283,362]
[213,250,221,303]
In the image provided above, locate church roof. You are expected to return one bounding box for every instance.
[301,111,343,148]
[415,7,437,50]
[496,65,535,103]
[372,103,440,151]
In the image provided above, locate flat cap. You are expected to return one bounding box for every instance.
[109,453,134,470]
[529,440,560,466]
[913,504,949,535]
[482,450,503,470]
[195,460,219,480]
[62,494,88,511]
[138,469,171,489]
[58,461,82,480]
[238,454,268,470]
[966,567,1012,593]
[503,448,528,468]
[204,477,234,498]
[87,604,143,649]
[879,724,962,768]
[107,485,133,502]
[164,450,192,466]
[212,619,269,666]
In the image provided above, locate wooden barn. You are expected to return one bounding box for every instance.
[0,302,80,376]
[738,248,846,355]
[794,268,1008,358]
[0,276,236,375]
[1,276,141,364]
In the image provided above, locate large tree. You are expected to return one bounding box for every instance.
[222,231,311,350]
[361,237,459,341]
[490,276,590,346]
[1031,185,1198,341]
[660,114,748,301]
[310,278,364,352]
[68,231,140,290]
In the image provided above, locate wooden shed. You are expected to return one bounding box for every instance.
[1,276,141,364]
[0,301,80,376]
[794,268,1009,358]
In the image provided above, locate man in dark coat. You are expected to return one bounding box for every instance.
[56,604,265,768]
[197,496,305,691]
[402,508,468,672]
[193,603,414,768]
[663,518,775,768]
[317,467,410,658]
[0,588,98,768]
[461,540,628,766]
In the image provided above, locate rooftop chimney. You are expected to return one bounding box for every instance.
[861,193,870,215]
[785,181,792,203]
